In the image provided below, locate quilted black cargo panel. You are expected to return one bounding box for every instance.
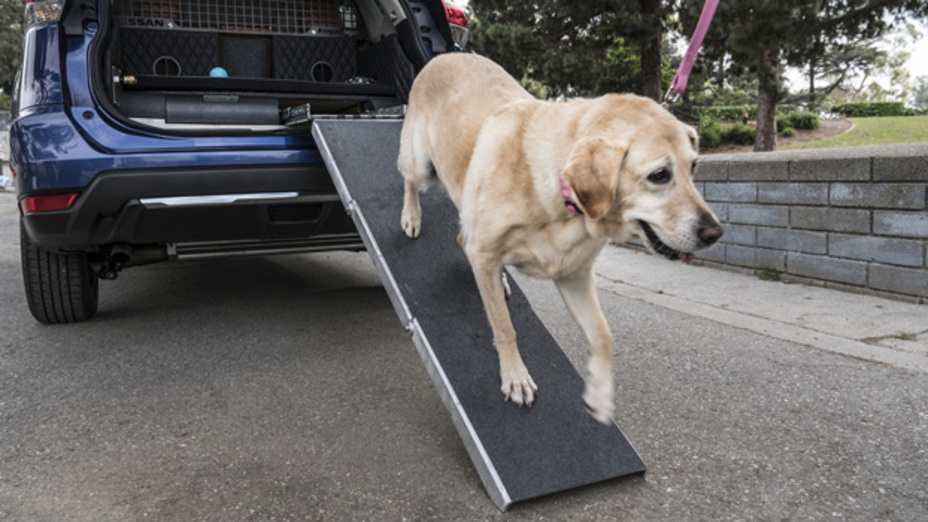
[221,35,271,78]
[118,29,220,77]
[357,35,414,102]
[273,36,356,82]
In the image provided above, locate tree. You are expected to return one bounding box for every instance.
[596,0,679,100]
[639,0,665,100]
[794,18,921,108]
[687,65,757,108]
[873,23,921,105]
[681,2,797,151]
[468,0,677,99]
[681,0,928,151]
[811,41,888,106]
[1,0,25,95]
[468,1,599,97]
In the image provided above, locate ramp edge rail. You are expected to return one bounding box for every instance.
[311,121,513,510]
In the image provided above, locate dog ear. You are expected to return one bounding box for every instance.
[684,124,699,152]
[563,137,628,220]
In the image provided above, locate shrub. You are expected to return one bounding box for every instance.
[781,127,797,137]
[724,124,757,145]
[830,102,905,118]
[791,111,821,130]
[696,106,750,122]
[692,104,799,122]
[776,111,821,132]
[698,116,722,149]
[776,114,794,133]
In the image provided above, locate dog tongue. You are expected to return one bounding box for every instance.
[680,252,695,264]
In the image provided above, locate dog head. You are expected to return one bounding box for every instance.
[562,94,722,262]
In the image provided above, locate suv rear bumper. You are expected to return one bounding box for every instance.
[22,164,358,254]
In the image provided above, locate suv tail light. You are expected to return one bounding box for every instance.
[25,0,65,29]
[442,0,468,49]
[20,193,80,215]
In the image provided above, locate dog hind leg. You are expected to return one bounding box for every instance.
[397,117,433,239]
[401,180,423,238]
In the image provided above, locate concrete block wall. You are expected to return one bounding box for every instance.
[693,144,928,303]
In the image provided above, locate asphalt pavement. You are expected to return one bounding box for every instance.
[1,192,926,521]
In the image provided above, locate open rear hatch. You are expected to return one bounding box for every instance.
[95,0,435,131]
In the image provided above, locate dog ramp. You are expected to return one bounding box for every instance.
[312,119,646,510]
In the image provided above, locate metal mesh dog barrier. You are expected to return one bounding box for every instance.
[114,0,359,35]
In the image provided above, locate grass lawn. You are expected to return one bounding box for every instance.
[783,116,928,150]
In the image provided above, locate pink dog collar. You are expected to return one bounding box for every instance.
[559,173,584,216]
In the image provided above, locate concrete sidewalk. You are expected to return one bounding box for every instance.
[594,245,928,373]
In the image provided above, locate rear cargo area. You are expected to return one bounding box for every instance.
[101,0,419,130]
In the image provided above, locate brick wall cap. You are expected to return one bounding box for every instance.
[700,143,928,164]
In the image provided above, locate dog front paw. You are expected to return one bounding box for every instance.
[500,363,538,407]
[401,207,421,238]
[583,378,614,425]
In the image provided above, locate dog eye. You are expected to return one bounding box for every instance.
[647,168,671,185]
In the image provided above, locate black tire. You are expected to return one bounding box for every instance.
[20,220,99,324]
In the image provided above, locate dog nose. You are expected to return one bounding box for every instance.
[698,219,723,246]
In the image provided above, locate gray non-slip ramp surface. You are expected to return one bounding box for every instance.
[312,119,645,510]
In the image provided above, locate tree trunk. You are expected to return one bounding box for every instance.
[640,0,662,101]
[809,61,816,109]
[755,48,780,152]
[756,87,778,152]
[854,71,871,101]
[808,32,820,110]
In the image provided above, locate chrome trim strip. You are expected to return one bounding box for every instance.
[129,118,288,132]
[139,193,340,208]
[172,235,365,260]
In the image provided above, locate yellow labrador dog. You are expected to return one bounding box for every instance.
[397,53,722,423]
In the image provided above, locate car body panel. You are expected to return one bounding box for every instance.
[11,0,462,261]
[11,106,322,193]
[17,26,65,113]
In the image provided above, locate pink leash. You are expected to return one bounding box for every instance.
[664,0,719,106]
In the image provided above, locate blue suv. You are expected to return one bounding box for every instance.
[11,0,468,323]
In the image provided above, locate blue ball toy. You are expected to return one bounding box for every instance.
[209,67,229,78]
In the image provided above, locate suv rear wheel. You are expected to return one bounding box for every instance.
[20,221,99,324]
